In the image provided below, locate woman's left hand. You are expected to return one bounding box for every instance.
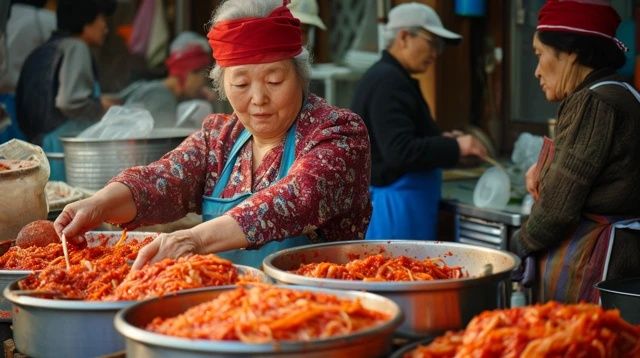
[131,215,249,270]
[131,228,204,270]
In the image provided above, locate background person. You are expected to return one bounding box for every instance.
[112,31,213,127]
[350,2,487,241]
[15,0,117,180]
[511,0,640,303]
[54,0,371,269]
[0,0,56,142]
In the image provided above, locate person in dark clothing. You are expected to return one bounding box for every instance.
[15,0,117,179]
[510,0,640,304]
[350,2,486,241]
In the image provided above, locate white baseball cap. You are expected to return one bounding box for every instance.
[288,0,326,30]
[386,2,461,43]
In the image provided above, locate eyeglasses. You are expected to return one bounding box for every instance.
[414,32,445,55]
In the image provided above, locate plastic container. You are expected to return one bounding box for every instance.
[473,166,510,210]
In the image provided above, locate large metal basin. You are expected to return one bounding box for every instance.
[115,285,402,358]
[0,231,156,312]
[61,128,193,191]
[262,240,520,337]
[4,264,267,358]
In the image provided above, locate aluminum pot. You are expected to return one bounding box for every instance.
[4,264,267,358]
[595,277,640,324]
[61,128,194,191]
[389,337,434,358]
[2,231,268,358]
[262,240,520,337]
[114,285,402,358]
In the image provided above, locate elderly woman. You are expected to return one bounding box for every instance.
[511,0,640,303]
[54,0,371,268]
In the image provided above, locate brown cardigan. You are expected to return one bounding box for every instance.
[512,69,640,279]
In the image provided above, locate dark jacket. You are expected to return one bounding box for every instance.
[350,50,459,186]
[513,68,640,280]
[16,31,102,145]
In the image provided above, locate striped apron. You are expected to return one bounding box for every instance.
[537,80,640,303]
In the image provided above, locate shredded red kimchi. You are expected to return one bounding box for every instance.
[405,301,640,358]
[106,254,243,300]
[293,254,465,281]
[146,284,390,343]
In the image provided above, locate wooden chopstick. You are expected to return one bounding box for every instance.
[60,233,71,271]
[482,156,505,171]
[115,229,128,247]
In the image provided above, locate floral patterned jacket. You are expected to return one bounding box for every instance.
[110,94,372,248]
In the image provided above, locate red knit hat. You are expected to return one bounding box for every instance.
[537,0,627,51]
[207,1,302,67]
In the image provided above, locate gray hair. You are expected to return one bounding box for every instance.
[383,26,423,49]
[208,0,312,100]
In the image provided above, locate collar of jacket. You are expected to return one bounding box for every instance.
[574,67,619,92]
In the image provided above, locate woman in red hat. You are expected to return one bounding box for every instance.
[511,0,640,303]
[54,0,371,268]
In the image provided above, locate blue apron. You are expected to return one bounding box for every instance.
[202,123,311,267]
[366,170,442,240]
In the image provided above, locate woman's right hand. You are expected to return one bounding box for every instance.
[525,163,540,201]
[54,196,106,245]
[54,182,138,245]
[456,134,488,158]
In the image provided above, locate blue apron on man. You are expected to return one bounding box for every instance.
[366,169,442,240]
[201,122,311,267]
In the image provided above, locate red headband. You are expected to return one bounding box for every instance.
[165,45,211,83]
[207,3,302,67]
[537,0,626,50]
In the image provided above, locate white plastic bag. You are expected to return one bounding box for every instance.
[78,105,154,140]
[511,132,543,173]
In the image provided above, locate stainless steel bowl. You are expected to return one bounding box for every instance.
[595,277,640,324]
[389,337,434,358]
[262,240,520,337]
[4,264,268,358]
[115,285,402,358]
[2,230,269,358]
[61,128,193,191]
[0,231,156,312]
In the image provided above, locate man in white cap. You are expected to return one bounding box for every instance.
[288,0,326,47]
[351,2,487,241]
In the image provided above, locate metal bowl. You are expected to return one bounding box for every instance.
[4,264,268,358]
[0,231,156,312]
[389,337,434,358]
[61,128,193,191]
[1,230,269,358]
[262,240,520,337]
[115,285,402,358]
[595,277,640,324]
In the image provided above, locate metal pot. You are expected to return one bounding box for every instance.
[262,240,520,337]
[61,128,194,191]
[114,285,402,358]
[595,277,640,324]
[4,264,268,358]
[389,337,434,358]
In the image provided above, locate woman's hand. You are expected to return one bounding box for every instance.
[54,196,107,245]
[525,163,540,201]
[54,183,137,245]
[131,215,249,270]
[131,228,204,270]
